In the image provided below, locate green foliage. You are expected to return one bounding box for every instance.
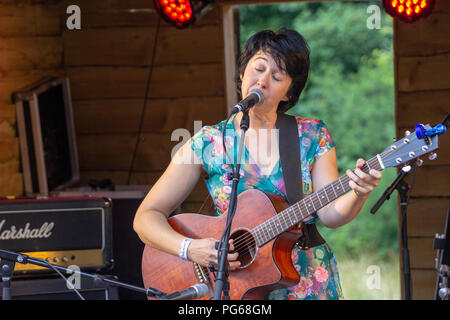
[239,1,398,260]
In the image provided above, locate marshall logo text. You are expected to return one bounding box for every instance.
[0,219,54,240]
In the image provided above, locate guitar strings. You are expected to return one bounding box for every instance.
[218,144,406,256]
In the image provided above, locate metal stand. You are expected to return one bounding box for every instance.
[371,163,416,300]
[398,178,413,300]
[213,111,249,300]
[0,249,163,300]
[434,205,450,300]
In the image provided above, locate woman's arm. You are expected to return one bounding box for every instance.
[133,140,240,269]
[133,140,203,255]
[312,148,382,228]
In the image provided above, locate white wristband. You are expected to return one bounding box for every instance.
[179,238,193,261]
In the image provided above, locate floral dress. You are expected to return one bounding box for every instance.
[189,113,344,300]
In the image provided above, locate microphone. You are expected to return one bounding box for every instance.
[160,283,208,300]
[230,88,265,114]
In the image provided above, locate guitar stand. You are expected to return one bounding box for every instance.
[371,161,418,300]
[0,248,161,300]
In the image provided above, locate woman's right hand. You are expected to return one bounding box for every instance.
[187,238,241,271]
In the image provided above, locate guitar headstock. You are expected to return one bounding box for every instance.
[380,124,439,169]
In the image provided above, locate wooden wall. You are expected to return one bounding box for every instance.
[0,0,229,212]
[394,0,450,300]
[62,0,227,212]
[0,0,64,197]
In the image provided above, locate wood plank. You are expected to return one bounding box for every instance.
[407,198,450,237]
[148,63,224,98]
[0,121,16,139]
[0,104,16,124]
[73,99,143,134]
[398,53,450,92]
[409,237,437,269]
[0,68,65,104]
[404,165,450,197]
[395,0,450,57]
[61,0,219,28]
[76,133,137,170]
[221,5,240,113]
[142,97,226,133]
[67,66,148,99]
[64,26,223,65]
[0,37,62,72]
[0,3,60,37]
[72,97,226,135]
[64,28,157,66]
[133,132,174,171]
[67,64,224,100]
[0,138,19,162]
[0,172,23,197]
[61,0,159,28]
[154,25,223,66]
[397,90,450,128]
[0,159,19,176]
[410,269,438,300]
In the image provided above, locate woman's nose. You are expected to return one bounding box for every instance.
[257,72,269,88]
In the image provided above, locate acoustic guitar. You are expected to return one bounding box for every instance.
[141,124,441,300]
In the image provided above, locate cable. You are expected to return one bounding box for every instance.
[36,258,85,300]
[127,15,162,184]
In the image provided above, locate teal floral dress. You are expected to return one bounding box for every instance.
[190,114,344,300]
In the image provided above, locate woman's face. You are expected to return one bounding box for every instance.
[240,51,292,113]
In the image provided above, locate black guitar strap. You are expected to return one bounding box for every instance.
[275,112,303,205]
[275,112,325,249]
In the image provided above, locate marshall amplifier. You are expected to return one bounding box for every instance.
[0,197,113,274]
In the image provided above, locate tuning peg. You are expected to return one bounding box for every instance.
[416,159,424,166]
[404,130,411,136]
[428,152,438,161]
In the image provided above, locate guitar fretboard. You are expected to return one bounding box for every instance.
[252,155,383,247]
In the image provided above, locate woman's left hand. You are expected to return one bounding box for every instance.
[346,158,382,199]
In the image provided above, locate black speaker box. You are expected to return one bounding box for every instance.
[54,186,149,300]
[0,276,119,300]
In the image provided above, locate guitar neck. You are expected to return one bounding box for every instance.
[252,155,384,247]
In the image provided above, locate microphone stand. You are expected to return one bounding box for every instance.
[213,110,249,300]
[0,249,164,300]
[370,161,417,300]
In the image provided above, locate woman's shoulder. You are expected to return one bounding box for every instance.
[191,118,231,147]
[293,115,327,133]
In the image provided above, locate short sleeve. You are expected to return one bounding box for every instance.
[190,126,212,172]
[312,121,335,165]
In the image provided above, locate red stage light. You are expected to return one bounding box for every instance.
[154,0,212,28]
[383,0,435,22]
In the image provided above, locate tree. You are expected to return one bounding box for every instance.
[239,1,398,259]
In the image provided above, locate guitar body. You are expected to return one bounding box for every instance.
[141,189,301,300]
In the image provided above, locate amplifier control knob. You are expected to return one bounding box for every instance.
[62,256,68,263]
[53,257,60,263]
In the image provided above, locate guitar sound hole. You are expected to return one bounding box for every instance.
[230,229,257,268]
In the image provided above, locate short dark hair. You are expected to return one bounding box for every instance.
[236,28,310,113]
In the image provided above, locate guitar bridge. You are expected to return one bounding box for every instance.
[194,262,212,286]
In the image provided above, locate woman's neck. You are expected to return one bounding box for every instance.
[234,108,278,131]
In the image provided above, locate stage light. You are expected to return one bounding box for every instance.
[154,0,213,28]
[383,0,435,23]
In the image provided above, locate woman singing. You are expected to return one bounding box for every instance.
[133,28,382,300]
